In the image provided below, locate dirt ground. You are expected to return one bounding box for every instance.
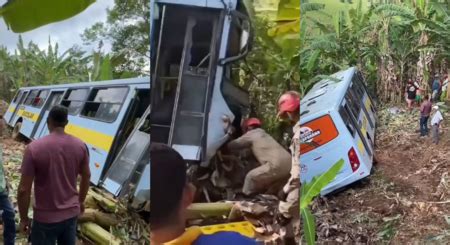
[313,106,450,244]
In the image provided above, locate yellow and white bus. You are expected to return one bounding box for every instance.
[300,67,376,195]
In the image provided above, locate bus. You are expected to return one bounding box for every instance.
[150,0,251,165]
[4,77,150,209]
[300,67,376,195]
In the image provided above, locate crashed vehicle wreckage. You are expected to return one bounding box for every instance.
[150,0,291,243]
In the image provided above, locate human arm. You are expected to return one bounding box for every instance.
[17,147,34,233]
[227,132,253,151]
[78,146,91,214]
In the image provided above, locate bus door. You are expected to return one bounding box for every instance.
[167,9,222,162]
[102,107,150,196]
[32,91,65,139]
[8,91,27,125]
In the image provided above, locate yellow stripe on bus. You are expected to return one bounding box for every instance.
[65,124,114,152]
[8,106,15,113]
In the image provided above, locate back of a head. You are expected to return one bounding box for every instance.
[150,143,187,229]
[48,105,68,127]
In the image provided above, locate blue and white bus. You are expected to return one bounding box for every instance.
[300,67,376,195]
[4,77,150,209]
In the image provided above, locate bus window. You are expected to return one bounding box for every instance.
[345,90,360,118]
[62,88,90,115]
[343,102,372,157]
[25,90,39,105]
[339,106,355,136]
[32,90,50,108]
[12,91,22,103]
[81,87,128,122]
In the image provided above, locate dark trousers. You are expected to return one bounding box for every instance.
[31,216,77,245]
[420,116,429,136]
[0,192,16,245]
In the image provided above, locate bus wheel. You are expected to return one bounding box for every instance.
[12,122,23,141]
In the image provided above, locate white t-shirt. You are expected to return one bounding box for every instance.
[431,110,443,125]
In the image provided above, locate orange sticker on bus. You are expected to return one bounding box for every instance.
[300,115,339,155]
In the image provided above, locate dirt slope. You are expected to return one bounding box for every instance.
[314,107,450,244]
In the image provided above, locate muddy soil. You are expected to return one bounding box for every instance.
[314,107,450,244]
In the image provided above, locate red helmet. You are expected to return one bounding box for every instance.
[277,91,300,117]
[243,118,262,128]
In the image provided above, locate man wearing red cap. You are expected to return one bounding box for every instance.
[276,91,301,244]
[226,117,291,196]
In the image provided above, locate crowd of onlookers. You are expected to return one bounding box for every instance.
[405,74,447,144]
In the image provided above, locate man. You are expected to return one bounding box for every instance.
[0,145,16,245]
[17,105,91,245]
[226,118,291,195]
[419,95,432,137]
[276,91,301,244]
[432,75,441,102]
[150,143,258,245]
[431,105,444,144]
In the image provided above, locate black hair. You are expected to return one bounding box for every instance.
[150,143,187,229]
[48,105,68,127]
[424,95,429,100]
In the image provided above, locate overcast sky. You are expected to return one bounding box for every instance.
[0,0,114,54]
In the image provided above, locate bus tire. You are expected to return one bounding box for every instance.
[12,122,23,141]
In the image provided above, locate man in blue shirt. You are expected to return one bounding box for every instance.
[0,146,16,245]
[432,74,441,102]
[150,143,259,245]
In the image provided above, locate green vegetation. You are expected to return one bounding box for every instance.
[301,0,450,103]
[0,0,149,102]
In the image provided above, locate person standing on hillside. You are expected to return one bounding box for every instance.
[419,95,432,137]
[17,105,91,245]
[405,78,418,112]
[432,75,441,102]
[275,91,301,245]
[431,105,444,144]
[0,146,16,245]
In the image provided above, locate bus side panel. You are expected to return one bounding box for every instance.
[65,89,135,185]
[4,103,17,124]
[18,106,42,138]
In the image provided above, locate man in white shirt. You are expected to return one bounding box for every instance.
[431,105,444,144]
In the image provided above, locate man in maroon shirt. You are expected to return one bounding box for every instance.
[17,105,91,245]
[420,94,433,137]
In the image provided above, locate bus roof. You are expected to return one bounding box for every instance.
[19,76,150,90]
[300,67,356,123]
[155,0,238,9]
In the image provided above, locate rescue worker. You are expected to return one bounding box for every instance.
[276,91,301,244]
[150,143,258,245]
[226,118,291,196]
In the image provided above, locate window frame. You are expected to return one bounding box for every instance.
[24,90,39,106]
[79,86,130,123]
[12,90,22,104]
[61,87,91,116]
[31,89,50,108]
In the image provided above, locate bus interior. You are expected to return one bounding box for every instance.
[151,3,250,163]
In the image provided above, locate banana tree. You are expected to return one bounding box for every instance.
[0,0,95,33]
[300,159,344,245]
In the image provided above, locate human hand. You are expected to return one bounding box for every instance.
[19,218,31,235]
